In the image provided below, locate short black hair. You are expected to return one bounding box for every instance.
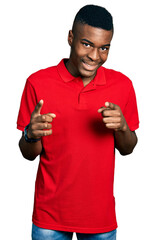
[72,5,113,32]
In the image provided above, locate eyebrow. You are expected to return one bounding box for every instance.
[81,39,111,47]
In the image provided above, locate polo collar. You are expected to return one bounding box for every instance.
[57,59,106,85]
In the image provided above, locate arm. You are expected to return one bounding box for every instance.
[114,126,137,155]
[19,100,56,160]
[19,134,42,160]
[98,102,138,155]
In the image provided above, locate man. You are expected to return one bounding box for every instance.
[17,4,139,240]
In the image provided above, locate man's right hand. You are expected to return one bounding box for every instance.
[27,100,56,139]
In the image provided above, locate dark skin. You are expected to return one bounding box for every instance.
[19,100,56,160]
[19,23,137,160]
[98,102,137,155]
[66,23,113,86]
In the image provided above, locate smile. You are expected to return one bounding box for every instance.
[82,61,99,71]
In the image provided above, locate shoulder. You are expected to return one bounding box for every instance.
[104,67,132,83]
[103,67,133,94]
[27,65,58,86]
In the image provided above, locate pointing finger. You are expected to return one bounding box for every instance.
[47,113,56,118]
[35,113,56,123]
[41,113,56,122]
[105,102,117,110]
[98,102,119,115]
[97,101,111,113]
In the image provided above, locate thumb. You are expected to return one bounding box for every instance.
[33,99,44,115]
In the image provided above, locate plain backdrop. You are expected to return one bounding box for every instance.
[0,0,156,239]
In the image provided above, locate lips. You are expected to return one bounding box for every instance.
[81,60,99,71]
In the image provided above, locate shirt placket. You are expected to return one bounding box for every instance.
[76,80,96,110]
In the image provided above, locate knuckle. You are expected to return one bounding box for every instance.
[102,110,107,117]
[43,131,47,136]
[106,123,111,128]
[30,131,36,138]
[103,118,106,123]
[117,117,121,122]
[41,115,46,121]
[115,110,120,117]
[44,129,52,136]
[30,116,37,124]
[31,124,35,130]
[44,123,51,129]
[49,118,53,123]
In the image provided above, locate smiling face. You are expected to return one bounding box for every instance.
[66,23,113,85]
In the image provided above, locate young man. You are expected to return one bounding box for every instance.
[17,5,139,240]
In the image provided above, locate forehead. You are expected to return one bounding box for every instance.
[74,23,113,45]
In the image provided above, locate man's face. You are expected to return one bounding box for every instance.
[67,23,113,82]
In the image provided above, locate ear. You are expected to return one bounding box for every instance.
[68,30,74,46]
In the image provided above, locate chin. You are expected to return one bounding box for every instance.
[80,68,97,79]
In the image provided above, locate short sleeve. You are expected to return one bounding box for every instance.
[17,79,37,131]
[123,84,139,131]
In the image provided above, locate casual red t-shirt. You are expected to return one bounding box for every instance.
[17,59,139,233]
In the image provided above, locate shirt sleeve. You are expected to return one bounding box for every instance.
[123,84,139,131]
[17,79,37,131]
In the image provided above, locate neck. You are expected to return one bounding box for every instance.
[65,59,96,86]
[82,77,93,87]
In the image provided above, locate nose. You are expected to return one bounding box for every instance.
[87,48,100,61]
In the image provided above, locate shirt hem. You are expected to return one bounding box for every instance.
[129,122,139,132]
[17,124,25,131]
[32,219,118,234]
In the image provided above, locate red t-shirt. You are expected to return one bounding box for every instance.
[17,59,139,233]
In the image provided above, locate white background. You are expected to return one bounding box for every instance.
[0,0,156,239]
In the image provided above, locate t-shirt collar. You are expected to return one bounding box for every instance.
[57,59,106,85]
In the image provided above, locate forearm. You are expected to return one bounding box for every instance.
[19,133,42,160]
[114,125,138,155]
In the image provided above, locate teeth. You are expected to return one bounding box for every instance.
[86,63,91,66]
[86,62,96,67]
[84,62,94,67]
[82,60,98,71]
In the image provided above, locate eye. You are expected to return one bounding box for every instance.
[82,42,91,48]
[100,47,108,52]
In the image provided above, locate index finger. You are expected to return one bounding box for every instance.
[98,102,118,114]
[36,113,56,123]
[105,102,117,110]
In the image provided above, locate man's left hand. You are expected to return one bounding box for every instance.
[98,102,127,132]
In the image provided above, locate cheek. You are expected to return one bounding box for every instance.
[100,53,109,62]
[74,43,87,57]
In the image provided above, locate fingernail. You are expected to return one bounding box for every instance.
[49,113,56,118]
[39,99,44,104]
[105,102,109,107]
